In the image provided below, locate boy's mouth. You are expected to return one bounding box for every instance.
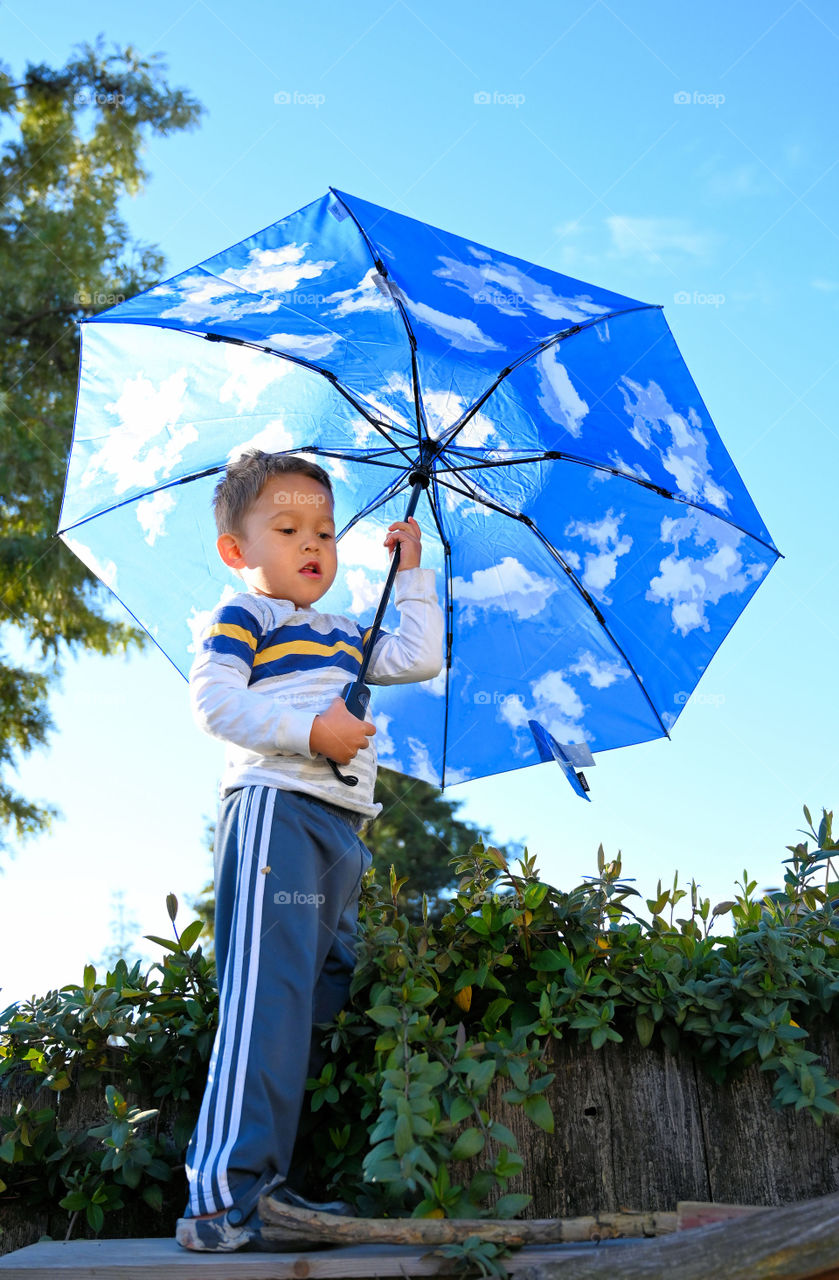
[300,561,321,578]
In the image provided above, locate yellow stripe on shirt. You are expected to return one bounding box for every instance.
[253,638,364,667]
[205,622,259,650]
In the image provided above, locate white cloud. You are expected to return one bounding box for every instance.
[536,346,589,436]
[263,332,341,360]
[435,250,613,326]
[646,508,770,635]
[324,268,394,317]
[338,522,389,571]
[222,242,335,294]
[219,344,292,413]
[452,556,558,622]
[83,369,196,494]
[62,537,118,591]
[569,651,629,690]
[345,566,387,614]
[406,736,441,785]
[136,491,175,546]
[403,296,504,353]
[495,666,589,755]
[564,510,633,603]
[227,419,296,460]
[606,216,714,262]
[618,379,731,513]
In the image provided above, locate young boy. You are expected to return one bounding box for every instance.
[176,449,443,1252]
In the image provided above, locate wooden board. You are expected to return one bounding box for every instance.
[0,1237,638,1279]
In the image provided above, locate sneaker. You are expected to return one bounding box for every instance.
[175,1171,356,1253]
[262,1180,357,1218]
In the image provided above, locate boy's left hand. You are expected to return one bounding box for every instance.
[384,517,422,570]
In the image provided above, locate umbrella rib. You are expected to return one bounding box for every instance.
[57,450,413,537]
[429,469,671,742]
[201,330,418,460]
[435,303,661,454]
[328,188,428,453]
[438,445,781,559]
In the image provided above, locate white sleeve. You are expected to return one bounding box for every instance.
[365,566,444,686]
[190,659,317,758]
[188,595,316,758]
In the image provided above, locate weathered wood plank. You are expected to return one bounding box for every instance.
[0,1237,625,1278]
[461,1035,709,1218]
[693,1023,839,1205]
[519,1188,839,1280]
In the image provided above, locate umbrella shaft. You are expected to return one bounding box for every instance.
[357,474,426,684]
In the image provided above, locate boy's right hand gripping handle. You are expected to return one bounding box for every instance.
[327,680,371,787]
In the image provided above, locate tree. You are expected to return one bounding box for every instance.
[0,40,203,852]
[188,769,524,937]
[98,888,140,972]
[365,767,523,921]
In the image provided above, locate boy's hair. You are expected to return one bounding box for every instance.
[213,450,334,536]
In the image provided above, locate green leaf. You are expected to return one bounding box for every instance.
[144,935,179,953]
[494,1193,532,1216]
[142,1184,164,1211]
[532,949,567,971]
[83,964,96,990]
[178,920,203,952]
[449,1096,473,1125]
[450,1127,485,1160]
[636,1014,655,1048]
[524,882,549,910]
[366,1005,401,1027]
[86,1201,105,1233]
[523,1094,554,1133]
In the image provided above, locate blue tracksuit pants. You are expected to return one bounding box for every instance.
[184,785,373,1216]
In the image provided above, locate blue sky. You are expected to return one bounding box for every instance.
[2,0,838,1006]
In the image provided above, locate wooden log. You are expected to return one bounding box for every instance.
[258,1199,678,1246]
[676,1201,769,1231]
[517,1188,839,1280]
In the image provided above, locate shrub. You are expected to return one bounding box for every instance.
[3,808,839,1243]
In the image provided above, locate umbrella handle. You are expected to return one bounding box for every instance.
[326,680,372,787]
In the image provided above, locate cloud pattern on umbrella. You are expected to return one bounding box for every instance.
[59,188,778,789]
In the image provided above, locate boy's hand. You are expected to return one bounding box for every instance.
[384,516,422,570]
[310,697,376,764]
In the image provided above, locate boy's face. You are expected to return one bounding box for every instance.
[217,473,338,607]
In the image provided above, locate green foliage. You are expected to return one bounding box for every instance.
[4,809,839,1244]
[0,896,214,1236]
[0,41,203,852]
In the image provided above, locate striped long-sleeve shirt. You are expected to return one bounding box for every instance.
[189,566,444,820]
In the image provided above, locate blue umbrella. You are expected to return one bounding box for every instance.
[57,188,779,799]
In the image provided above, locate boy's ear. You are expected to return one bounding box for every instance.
[217,532,246,570]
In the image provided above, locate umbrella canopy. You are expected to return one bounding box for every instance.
[58,187,779,791]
